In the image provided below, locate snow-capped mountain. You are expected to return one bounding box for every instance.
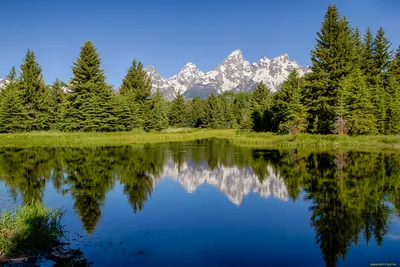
[148,159,288,205]
[0,78,8,90]
[145,49,311,100]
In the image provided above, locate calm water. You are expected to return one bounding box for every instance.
[0,139,399,267]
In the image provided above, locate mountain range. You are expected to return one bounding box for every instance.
[0,50,310,100]
[146,49,311,100]
[149,159,289,205]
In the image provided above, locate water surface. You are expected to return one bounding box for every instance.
[0,139,399,266]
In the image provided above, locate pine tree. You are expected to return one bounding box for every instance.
[385,76,400,134]
[272,70,302,132]
[120,59,152,100]
[338,68,377,135]
[305,5,358,134]
[362,27,376,78]
[389,46,400,83]
[279,84,308,134]
[250,82,271,132]
[19,50,50,131]
[204,93,224,128]
[119,59,152,129]
[112,93,136,131]
[373,27,393,74]
[185,97,206,128]
[0,67,28,133]
[48,78,67,130]
[145,89,169,131]
[232,92,252,129]
[64,41,116,132]
[168,91,186,127]
[273,70,308,134]
[220,91,236,129]
[371,28,394,134]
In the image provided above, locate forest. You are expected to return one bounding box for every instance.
[0,4,399,135]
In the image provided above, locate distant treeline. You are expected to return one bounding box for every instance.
[0,4,399,135]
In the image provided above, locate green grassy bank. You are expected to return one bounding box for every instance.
[0,202,65,258]
[1,129,400,152]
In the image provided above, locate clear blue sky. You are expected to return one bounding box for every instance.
[0,0,399,87]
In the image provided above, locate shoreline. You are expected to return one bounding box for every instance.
[0,129,400,152]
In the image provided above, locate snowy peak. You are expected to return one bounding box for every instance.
[223,49,244,63]
[0,78,9,90]
[146,49,311,100]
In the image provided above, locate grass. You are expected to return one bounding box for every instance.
[0,202,65,258]
[0,129,400,152]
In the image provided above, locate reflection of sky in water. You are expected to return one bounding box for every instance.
[0,144,399,267]
[0,178,398,267]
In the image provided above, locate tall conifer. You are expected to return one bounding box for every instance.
[48,78,67,130]
[204,93,224,129]
[169,91,186,127]
[305,5,358,134]
[19,50,50,131]
[250,82,271,132]
[0,67,28,133]
[64,41,115,132]
[373,27,393,74]
[120,59,152,129]
[146,89,169,131]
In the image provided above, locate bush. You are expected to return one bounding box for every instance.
[0,201,65,257]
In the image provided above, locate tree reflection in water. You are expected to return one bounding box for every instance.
[0,140,399,266]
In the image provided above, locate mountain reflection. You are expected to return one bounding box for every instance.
[0,139,400,266]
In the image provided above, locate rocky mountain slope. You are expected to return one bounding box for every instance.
[146,49,310,100]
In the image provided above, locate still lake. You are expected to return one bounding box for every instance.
[0,139,399,267]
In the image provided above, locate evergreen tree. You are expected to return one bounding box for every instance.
[232,92,252,129]
[305,5,358,134]
[389,46,400,83]
[64,41,116,132]
[370,28,393,134]
[168,91,186,127]
[204,93,224,128]
[272,70,303,132]
[250,82,271,132]
[112,92,135,131]
[384,76,400,134]
[362,27,375,78]
[145,89,169,131]
[373,27,393,74]
[120,59,152,100]
[338,68,377,135]
[48,78,67,130]
[0,67,28,133]
[185,97,206,128]
[119,59,152,129]
[19,50,50,131]
[274,70,308,134]
[220,91,236,129]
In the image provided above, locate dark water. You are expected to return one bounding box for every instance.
[0,139,399,267]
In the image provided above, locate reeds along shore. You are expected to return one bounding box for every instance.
[0,129,400,152]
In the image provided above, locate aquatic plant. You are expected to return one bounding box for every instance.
[0,201,65,258]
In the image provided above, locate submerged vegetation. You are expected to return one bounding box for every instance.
[0,202,65,258]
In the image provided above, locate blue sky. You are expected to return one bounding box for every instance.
[0,0,399,87]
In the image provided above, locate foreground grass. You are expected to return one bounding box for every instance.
[0,202,65,258]
[0,129,400,151]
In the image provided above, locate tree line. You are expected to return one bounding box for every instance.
[0,5,399,134]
